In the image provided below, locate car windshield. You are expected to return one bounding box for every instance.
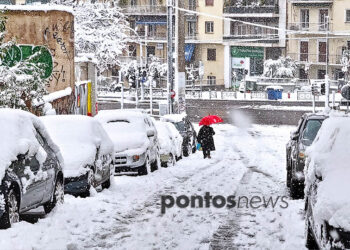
[301,119,323,146]
[174,121,186,132]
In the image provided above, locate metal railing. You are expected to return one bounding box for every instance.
[118,56,167,65]
[287,53,342,65]
[224,5,279,14]
[288,22,332,32]
[121,5,167,15]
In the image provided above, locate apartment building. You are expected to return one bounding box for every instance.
[223,0,287,88]
[287,0,350,80]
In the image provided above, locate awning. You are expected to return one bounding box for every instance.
[136,21,167,25]
[185,44,195,62]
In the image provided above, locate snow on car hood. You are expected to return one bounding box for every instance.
[0,109,64,181]
[96,110,150,155]
[306,113,350,231]
[41,115,114,177]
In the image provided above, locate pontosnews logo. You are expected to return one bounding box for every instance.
[161,193,289,214]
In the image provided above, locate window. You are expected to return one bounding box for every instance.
[187,21,196,37]
[207,48,216,61]
[205,0,213,6]
[188,0,196,10]
[301,120,323,146]
[318,41,327,63]
[130,0,137,6]
[129,45,136,57]
[346,10,350,22]
[205,21,214,33]
[300,9,309,29]
[300,41,308,61]
[319,9,329,31]
[207,76,216,85]
[299,69,308,80]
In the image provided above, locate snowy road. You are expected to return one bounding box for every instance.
[0,124,306,250]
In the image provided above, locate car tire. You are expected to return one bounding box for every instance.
[151,152,161,172]
[305,214,318,249]
[0,188,20,229]
[101,178,111,189]
[192,138,197,154]
[286,166,291,188]
[167,153,175,168]
[183,143,192,157]
[290,178,303,199]
[44,178,64,214]
[139,157,151,175]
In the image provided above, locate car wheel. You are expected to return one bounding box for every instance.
[151,151,161,172]
[101,178,111,189]
[183,143,192,157]
[0,188,20,229]
[286,166,291,188]
[82,169,95,197]
[290,178,303,199]
[167,153,176,168]
[139,157,151,175]
[192,139,197,154]
[305,213,318,249]
[44,179,64,214]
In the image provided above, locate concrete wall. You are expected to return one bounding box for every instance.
[4,9,75,93]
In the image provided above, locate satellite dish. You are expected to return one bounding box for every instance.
[341,84,350,100]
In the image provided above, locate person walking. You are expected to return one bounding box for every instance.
[197,125,215,159]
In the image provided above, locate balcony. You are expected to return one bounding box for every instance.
[133,31,167,41]
[290,0,333,7]
[224,25,279,43]
[288,22,332,32]
[287,53,342,65]
[185,33,198,41]
[223,5,279,15]
[121,5,167,15]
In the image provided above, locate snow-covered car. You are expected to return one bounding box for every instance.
[0,109,64,229]
[155,121,183,167]
[96,110,161,175]
[161,113,197,157]
[41,115,114,196]
[304,115,350,249]
[286,113,327,199]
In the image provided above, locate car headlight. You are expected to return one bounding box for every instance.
[132,155,140,162]
[299,152,305,159]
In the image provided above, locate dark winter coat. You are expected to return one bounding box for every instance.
[197,125,215,151]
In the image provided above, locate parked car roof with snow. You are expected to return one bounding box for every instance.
[305,114,350,248]
[40,115,114,178]
[0,109,63,180]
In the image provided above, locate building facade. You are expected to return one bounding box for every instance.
[287,0,350,80]
[223,0,287,88]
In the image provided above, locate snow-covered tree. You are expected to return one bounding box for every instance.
[0,15,48,111]
[52,0,130,73]
[120,60,138,88]
[263,57,297,79]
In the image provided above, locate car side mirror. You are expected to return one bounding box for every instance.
[147,130,155,137]
[17,154,26,162]
[290,132,299,140]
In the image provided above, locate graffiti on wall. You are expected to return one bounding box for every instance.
[2,45,53,79]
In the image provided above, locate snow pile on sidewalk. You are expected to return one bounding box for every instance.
[0,109,63,181]
[41,115,113,177]
[306,114,350,231]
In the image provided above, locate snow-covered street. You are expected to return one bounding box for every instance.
[0,124,306,250]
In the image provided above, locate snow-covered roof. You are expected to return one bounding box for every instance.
[0,108,63,181]
[306,113,350,231]
[0,5,74,14]
[40,115,114,177]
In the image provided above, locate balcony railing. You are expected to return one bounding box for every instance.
[131,31,168,41]
[287,53,342,65]
[121,5,167,15]
[223,5,279,14]
[118,56,167,65]
[185,34,198,40]
[288,22,332,32]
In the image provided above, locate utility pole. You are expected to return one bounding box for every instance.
[175,0,186,114]
[325,15,330,108]
[167,0,174,114]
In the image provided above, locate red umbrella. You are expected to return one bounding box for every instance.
[199,115,223,126]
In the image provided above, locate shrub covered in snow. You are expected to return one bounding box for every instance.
[305,113,350,232]
[0,15,48,112]
[263,57,297,79]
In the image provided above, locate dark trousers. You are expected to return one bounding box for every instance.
[203,149,211,159]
